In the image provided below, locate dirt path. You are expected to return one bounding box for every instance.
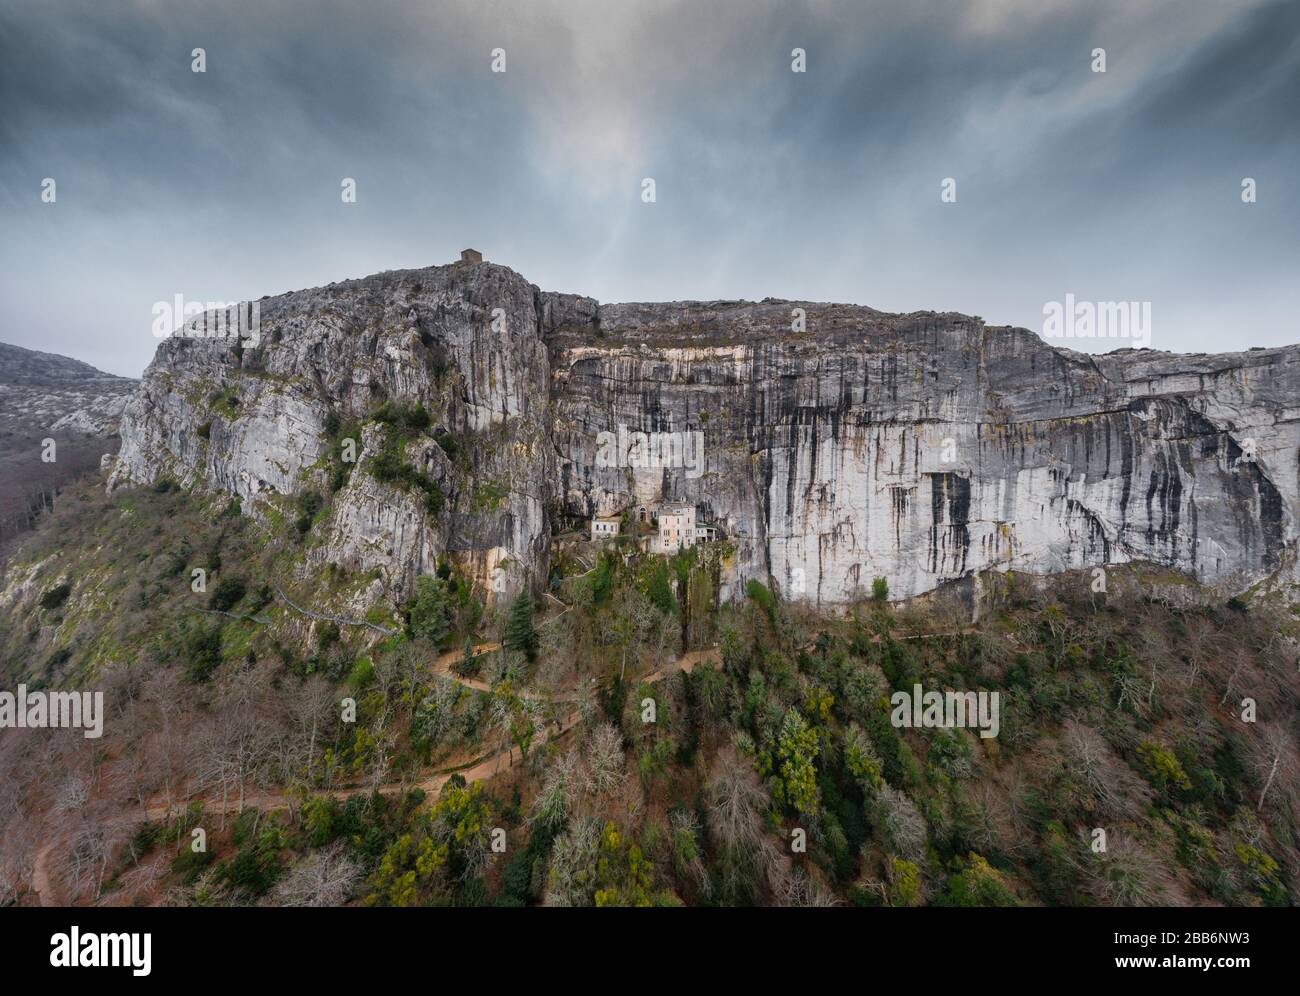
[868,626,975,644]
[430,642,501,693]
[142,645,719,824]
[429,641,585,702]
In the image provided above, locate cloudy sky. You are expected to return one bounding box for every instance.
[1,0,1297,377]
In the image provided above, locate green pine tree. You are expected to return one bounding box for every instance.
[408,576,450,646]
[503,592,538,661]
[453,636,479,678]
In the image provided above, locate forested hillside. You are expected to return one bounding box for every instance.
[1,474,1296,907]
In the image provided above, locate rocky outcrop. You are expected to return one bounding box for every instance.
[111,262,552,601]
[110,262,1300,606]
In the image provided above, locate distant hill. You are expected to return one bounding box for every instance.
[0,341,137,434]
[0,341,138,541]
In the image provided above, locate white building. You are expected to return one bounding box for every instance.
[591,515,621,541]
[655,503,696,552]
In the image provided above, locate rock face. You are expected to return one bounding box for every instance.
[110,262,1300,605]
[111,263,553,600]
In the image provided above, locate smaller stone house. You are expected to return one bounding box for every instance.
[590,515,621,541]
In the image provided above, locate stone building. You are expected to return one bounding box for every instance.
[590,515,620,541]
[655,503,696,552]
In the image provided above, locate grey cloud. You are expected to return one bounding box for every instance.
[0,0,1295,376]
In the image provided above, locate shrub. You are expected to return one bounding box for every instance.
[220,825,285,896]
[1137,741,1193,796]
[208,577,247,612]
[373,401,432,433]
[248,583,274,612]
[182,622,223,682]
[938,854,1019,907]
[590,556,614,604]
[433,428,461,461]
[43,646,72,672]
[348,656,374,688]
[295,490,323,535]
[39,582,72,611]
[171,847,214,885]
[746,579,776,620]
[209,388,239,420]
[369,438,444,516]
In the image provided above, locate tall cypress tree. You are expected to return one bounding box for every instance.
[453,636,479,677]
[503,591,538,661]
[408,576,450,646]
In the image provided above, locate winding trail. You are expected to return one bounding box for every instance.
[32,625,968,903]
[430,642,501,694]
[140,645,719,825]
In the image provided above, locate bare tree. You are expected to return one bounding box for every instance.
[1249,722,1298,816]
[545,816,601,906]
[267,842,360,906]
[1078,830,1184,907]
[706,747,768,852]
[53,774,90,814]
[286,676,336,786]
[531,748,580,830]
[581,723,625,799]
[1060,721,1152,821]
[774,866,839,907]
[880,784,928,863]
[144,668,195,818]
[705,746,771,903]
[194,670,277,828]
[65,817,131,901]
[1182,615,1216,687]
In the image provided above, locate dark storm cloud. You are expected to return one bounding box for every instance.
[0,0,1295,376]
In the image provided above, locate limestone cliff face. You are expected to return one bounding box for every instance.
[111,262,1300,605]
[111,262,553,601]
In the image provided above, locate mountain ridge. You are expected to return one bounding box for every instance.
[107,260,1300,608]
